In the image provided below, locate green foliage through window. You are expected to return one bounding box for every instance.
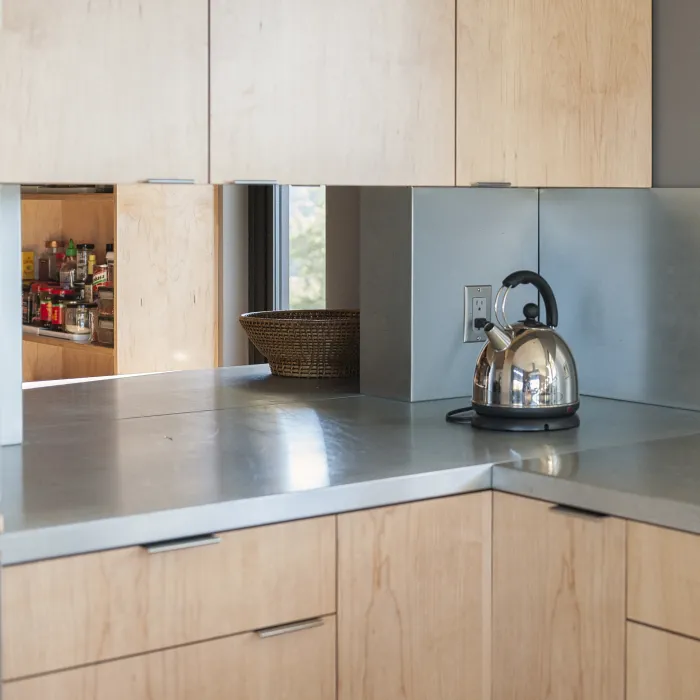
[289,186,326,309]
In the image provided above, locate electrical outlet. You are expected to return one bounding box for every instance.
[464,285,492,343]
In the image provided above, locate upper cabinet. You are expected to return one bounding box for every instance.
[457,0,652,188]
[0,1,208,184]
[210,0,455,186]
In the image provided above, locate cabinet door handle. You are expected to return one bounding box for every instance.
[144,178,196,185]
[471,181,512,188]
[256,617,324,639]
[550,504,608,522]
[143,534,221,554]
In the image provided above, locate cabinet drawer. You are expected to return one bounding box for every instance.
[627,622,700,700]
[628,521,700,638]
[4,615,336,700]
[2,516,335,680]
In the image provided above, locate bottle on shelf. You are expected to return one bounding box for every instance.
[76,243,95,282]
[106,243,115,283]
[38,240,65,282]
[59,239,77,289]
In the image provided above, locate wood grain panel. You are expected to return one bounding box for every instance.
[62,345,114,379]
[492,494,625,700]
[22,340,62,382]
[627,622,700,700]
[628,520,700,639]
[457,0,652,187]
[22,338,114,382]
[21,200,63,259]
[338,493,491,700]
[3,516,336,679]
[115,184,216,374]
[22,194,115,268]
[61,197,115,264]
[211,0,455,185]
[5,615,336,700]
[0,0,207,183]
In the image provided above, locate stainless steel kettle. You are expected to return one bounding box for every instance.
[472,270,579,425]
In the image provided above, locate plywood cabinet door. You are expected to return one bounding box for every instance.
[337,492,491,700]
[627,622,700,700]
[210,0,455,185]
[457,0,652,187]
[492,494,625,700]
[5,616,336,700]
[0,1,208,184]
[115,184,216,374]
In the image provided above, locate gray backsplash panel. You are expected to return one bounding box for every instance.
[411,188,539,401]
[540,188,700,410]
[360,187,413,401]
[360,187,538,402]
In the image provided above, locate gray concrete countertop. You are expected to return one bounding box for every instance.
[5,365,700,564]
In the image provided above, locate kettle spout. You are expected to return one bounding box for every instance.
[484,323,512,352]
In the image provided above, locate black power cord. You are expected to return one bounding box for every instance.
[445,405,474,424]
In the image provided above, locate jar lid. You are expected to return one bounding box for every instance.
[44,240,65,248]
[106,243,114,253]
[77,243,95,250]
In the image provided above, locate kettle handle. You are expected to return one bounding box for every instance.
[502,270,559,328]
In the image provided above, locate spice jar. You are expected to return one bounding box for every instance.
[64,301,96,335]
[98,284,114,316]
[39,284,57,329]
[76,244,94,282]
[22,284,32,324]
[97,315,114,346]
[50,289,75,331]
[51,294,65,331]
[30,282,43,325]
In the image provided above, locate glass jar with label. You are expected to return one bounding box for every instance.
[98,285,114,316]
[64,301,96,335]
[97,315,114,346]
[76,243,94,282]
[39,285,57,329]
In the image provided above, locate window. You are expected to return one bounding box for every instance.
[288,186,326,310]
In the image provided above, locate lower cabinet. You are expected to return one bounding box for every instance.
[5,615,335,700]
[492,493,625,700]
[337,492,491,700]
[627,621,700,700]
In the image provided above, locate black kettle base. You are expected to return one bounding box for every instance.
[470,413,580,432]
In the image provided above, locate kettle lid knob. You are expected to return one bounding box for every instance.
[523,303,539,321]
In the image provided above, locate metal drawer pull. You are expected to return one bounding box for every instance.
[144,178,195,185]
[471,181,512,188]
[257,618,324,639]
[550,504,608,521]
[231,179,279,185]
[144,534,221,554]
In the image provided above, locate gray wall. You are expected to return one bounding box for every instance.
[411,189,538,401]
[1,185,22,444]
[654,0,700,186]
[360,188,413,401]
[219,185,250,367]
[360,187,539,401]
[326,187,360,309]
[540,189,700,410]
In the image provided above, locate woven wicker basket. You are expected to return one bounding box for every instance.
[239,310,360,378]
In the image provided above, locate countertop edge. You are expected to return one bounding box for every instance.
[492,465,700,535]
[1,464,492,565]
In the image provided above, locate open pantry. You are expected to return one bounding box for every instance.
[20,184,218,382]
